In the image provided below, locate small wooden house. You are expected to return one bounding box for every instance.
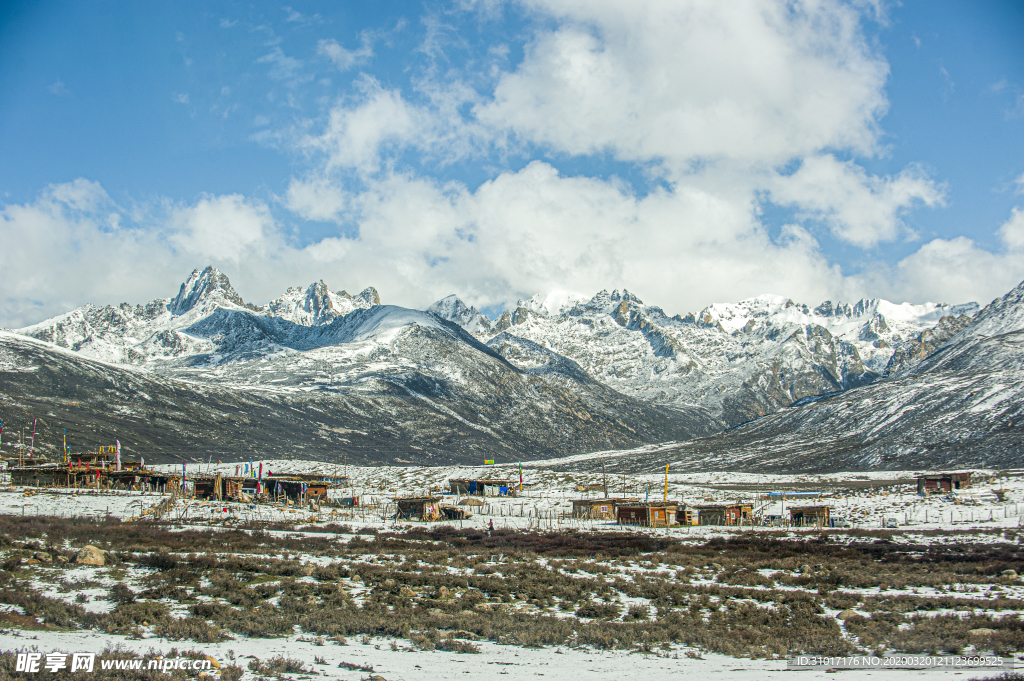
[441,505,472,520]
[571,498,637,520]
[916,472,972,495]
[396,497,443,521]
[676,506,699,526]
[789,505,831,527]
[269,478,329,502]
[616,504,677,528]
[695,503,753,526]
[448,478,516,497]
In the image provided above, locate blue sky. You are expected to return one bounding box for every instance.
[1,0,1023,327]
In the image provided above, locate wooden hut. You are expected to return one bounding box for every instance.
[916,472,972,495]
[571,498,637,520]
[396,497,443,521]
[616,504,677,528]
[676,506,699,526]
[789,505,831,527]
[695,503,753,526]
[268,478,329,502]
[448,478,516,497]
[441,505,473,520]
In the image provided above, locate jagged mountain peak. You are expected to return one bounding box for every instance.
[169,266,245,316]
[514,290,590,318]
[427,294,492,334]
[356,286,381,307]
[427,294,473,319]
[266,280,380,327]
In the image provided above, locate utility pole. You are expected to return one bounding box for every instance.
[602,460,608,499]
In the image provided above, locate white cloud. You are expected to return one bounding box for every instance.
[318,36,374,71]
[0,182,180,328]
[0,185,285,327]
[770,155,945,247]
[169,194,274,263]
[285,177,348,222]
[287,0,930,253]
[273,162,852,313]
[284,6,322,24]
[888,235,1024,306]
[300,77,423,173]
[5,171,1024,331]
[997,206,1024,251]
[256,47,313,87]
[475,0,888,168]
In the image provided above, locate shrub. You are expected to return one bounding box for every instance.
[151,616,225,643]
[437,639,481,653]
[575,603,621,620]
[109,583,136,605]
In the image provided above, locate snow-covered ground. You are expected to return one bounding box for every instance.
[2,463,1023,680]
[0,628,1001,680]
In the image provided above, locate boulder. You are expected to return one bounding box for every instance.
[437,586,451,599]
[969,628,997,637]
[75,545,106,566]
[399,587,416,598]
[33,552,52,563]
[1001,569,1018,579]
[837,610,861,621]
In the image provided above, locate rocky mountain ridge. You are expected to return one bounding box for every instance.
[9,265,1020,470]
[431,288,978,426]
[540,280,1024,473]
[4,268,716,463]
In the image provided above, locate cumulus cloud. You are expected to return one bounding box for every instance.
[285,177,349,222]
[301,77,422,173]
[476,0,889,167]
[169,194,275,263]
[997,206,1024,251]
[770,155,946,247]
[889,235,1024,306]
[0,181,178,328]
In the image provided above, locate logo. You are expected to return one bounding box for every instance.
[15,652,217,675]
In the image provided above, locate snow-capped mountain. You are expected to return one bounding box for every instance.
[265,281,379,326]
[544,280,1024,474]
[954,278,1024,340]
[9,264,1018,469]
[426,295,493,333]
[438,288,977,426]
[18,267,381,366]
[4,268,715,463]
